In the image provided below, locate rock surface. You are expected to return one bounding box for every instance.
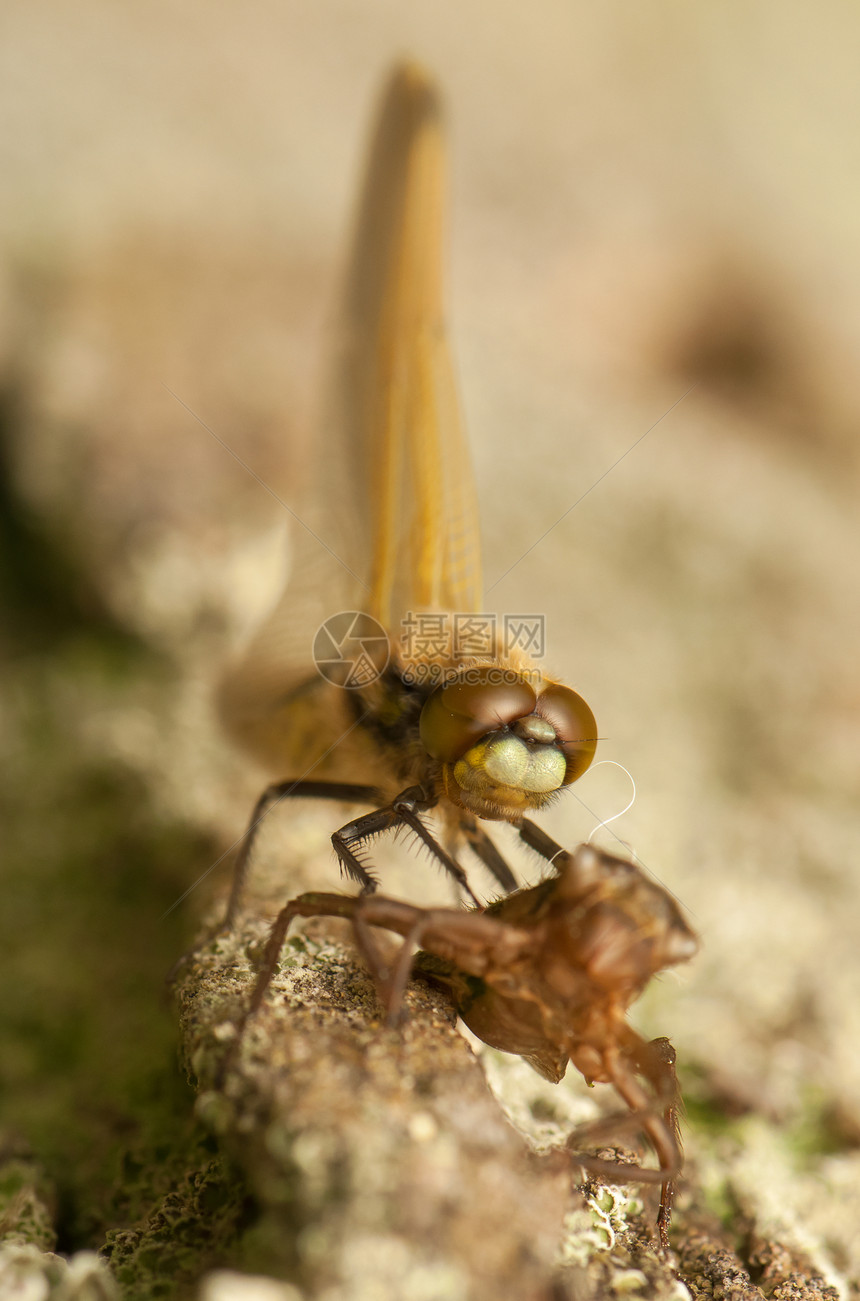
[1,4,858,1297]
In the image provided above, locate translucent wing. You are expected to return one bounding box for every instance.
[348,62,483,630]
[220,62,483,772]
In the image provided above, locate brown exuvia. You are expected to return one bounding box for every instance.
[240,824,698,1250]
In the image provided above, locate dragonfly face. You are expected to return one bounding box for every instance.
[219,64,599,912]
[421,668,596,819]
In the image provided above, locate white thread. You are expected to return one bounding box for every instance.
[584,760,637,844]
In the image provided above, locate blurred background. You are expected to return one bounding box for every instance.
[1,0,859,1295]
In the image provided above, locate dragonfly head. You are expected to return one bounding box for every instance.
[419,667,597,818]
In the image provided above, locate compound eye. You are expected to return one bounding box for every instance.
[420,670,537,762]
[535,684,598,784]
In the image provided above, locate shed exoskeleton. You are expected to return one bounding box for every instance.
[240,826,698,1250]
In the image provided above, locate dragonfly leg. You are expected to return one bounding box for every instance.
[392,789,482,906]
[459,814,518,893]
[334,786,482,906]
[517,818,567,873]
[331,802,404,891]
[225,780,385,926]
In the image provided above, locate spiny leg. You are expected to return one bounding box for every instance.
[166,781,382,985]
[459,813,518,893]
[335,786,482,906]
[331,801,404,892]
[227,780,482,939]
[518,818,567,873]
[225,780,385,926]
[392,789,482,906]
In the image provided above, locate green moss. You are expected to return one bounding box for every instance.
[784,1087,850,1163]
[0,1158,56,1252]
[103,1147,251,1301]
[697,1169,740,1231]
[0,427,256,1295]
[681,1091,742,1136]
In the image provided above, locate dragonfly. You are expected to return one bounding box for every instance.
[218,62,600,925]
[214,64,697,1250]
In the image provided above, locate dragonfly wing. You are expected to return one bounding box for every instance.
[220,63,483,774]
[344,61,484,636]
